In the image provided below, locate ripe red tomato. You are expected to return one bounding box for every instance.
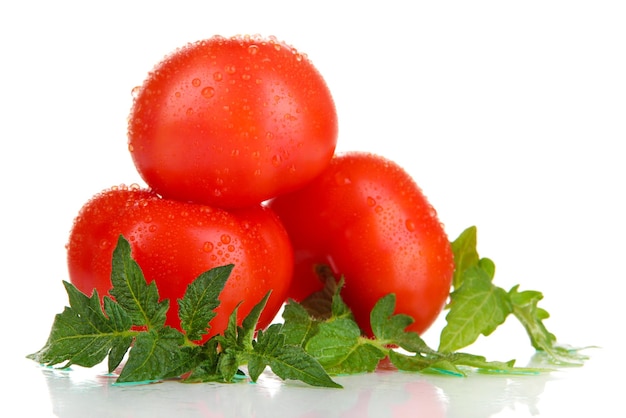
[66,184,293,342]
[267,152,454,337]
[128,35,338,209]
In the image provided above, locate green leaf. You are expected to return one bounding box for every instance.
[182,338,225,383]
[281,300,320,347]
[27,281,134,370]
[369,293,433,354]
[109,235,169,329]
[439,266,512,353]
[450,226,480,289]
[305,317,386,375]
[116,327,186,383]
[178,264,234,341]
[238,291,271,351]
[250,324,342,388]
[509,285,589,365]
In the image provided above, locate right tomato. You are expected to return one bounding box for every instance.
[267,152,454,337]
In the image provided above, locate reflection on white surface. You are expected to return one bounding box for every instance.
[11,347,617,418]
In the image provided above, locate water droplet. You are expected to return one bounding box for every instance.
[225,65,236,75]
[128,143,134,152]
[241,74,251,81]
[203,242,214,253]
[334,172,351,185]
[186,107,194,116]
[227,245,235,252]
[191,78,201,87]
[99,239,111,250]
[148,225,157,232]
[220,234,231,244]
[213,72,223,81]
[405,219,416,232]
[248,44,259,55]
[375,205,384,214]
[366,197,376,207]
[201,86,215,98]
[271,154,282,166]
[131,86,141,98]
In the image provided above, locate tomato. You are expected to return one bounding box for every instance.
[67,184,293,342]
[267,152,454,337]
[128,35,338,209]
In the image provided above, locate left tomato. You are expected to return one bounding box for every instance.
[128,35,338,208]
[66,184,294,342]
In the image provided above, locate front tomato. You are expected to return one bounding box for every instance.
[268,152,454,337]
[128,35,338,209]
[67,185,293,342]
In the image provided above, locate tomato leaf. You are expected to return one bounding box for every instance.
[238,291,271,351]
[27,281,134,370]
[116,327,187,383]
[305,317,386,374]
[249,324,342,388]
[439,266,513,353]
[281,300,320,347]
[109,235,169,329]
[509,286,590,365]
[450,226,480,289]
[178,264,233,342]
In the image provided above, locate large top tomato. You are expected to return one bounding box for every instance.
[128,35,338,208]
[267,152,454,337]
[67,185,293,342]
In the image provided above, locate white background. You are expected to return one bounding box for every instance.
[1,1,624,416]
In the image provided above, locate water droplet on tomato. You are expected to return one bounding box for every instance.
[203,242,214,253]
[213,72,223,81]
[201,87,215,98]
[366,196,376,207]
[241,74,251,81]
[375,205,384,214]
[149,225,157,233]
[128,143,134,152]
[191,78,201,87]
[405,219,416,232]
[186,107,194,116]
[334,172,351,185]
[248,44,259,55]
[271,154,282,167]
[225,65,236,75]
[220,234,231,244]
[99,239,111,250]
[227,245,235,252]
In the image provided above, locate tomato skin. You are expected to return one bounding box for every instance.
[67,185,293,342]
[267,152,454,337]
[128,35,338,208]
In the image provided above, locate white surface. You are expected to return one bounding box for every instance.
[1,1,625,417]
